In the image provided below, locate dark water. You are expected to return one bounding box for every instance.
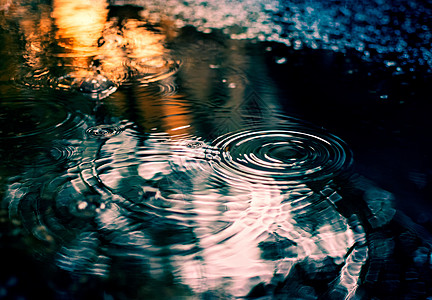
[1,1,432,299]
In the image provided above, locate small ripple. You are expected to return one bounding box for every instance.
[185,141,205,149]
[53,73,118,99]
[128,56,182,83]
[157,81,178,96]
[86,124,124,139]
[211,126,352,186]
[4,178,100,249]
[5,143,80,168]
[0,98,86,140]
[56,232,110,277]
[14,67,120,99]
[15,57,179,96]
[130,80,179,100]
[14,68,51,90]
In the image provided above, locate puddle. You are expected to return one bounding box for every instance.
[1,0,432,299]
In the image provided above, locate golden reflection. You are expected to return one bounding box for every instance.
[108,83,192,136]
[160,96,191,136]
[2,2,53,71]
[2,0,195,136]
[52,0,109,82]
[51,0,175,90]
[52,0,108,52]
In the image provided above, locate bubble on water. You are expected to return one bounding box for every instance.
[210,127,352,186]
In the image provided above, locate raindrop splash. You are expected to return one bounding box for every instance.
[65,73,117,99]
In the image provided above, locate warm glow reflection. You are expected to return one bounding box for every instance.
[8,3,53,70]
[51,0,172,88]
[51,0,109,82]
[120,19,166,60]
[109,84,191,136]
[52,0,108,52]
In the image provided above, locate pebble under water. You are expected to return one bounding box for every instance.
[1,1,432,299]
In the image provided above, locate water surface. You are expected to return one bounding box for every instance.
[1,1,432,299]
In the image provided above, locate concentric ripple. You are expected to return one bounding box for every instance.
[15,67,121,99]
[0,99,86,140]
[86,124,123,139]
[4,143,80,168]
[15,57,180,96]
[211,128,352,185]
[128,56,182,83]
[55,72,118,99]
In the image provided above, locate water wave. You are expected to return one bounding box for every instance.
[4,143,80,168]
[210,126,352,186]
[15,67,120,99]
[86,124,124,139]
[0,98,87,140]
[1,122,361,297]
[128,56,182,84]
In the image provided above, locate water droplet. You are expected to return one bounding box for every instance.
[275,57,287,64]
[385,60,397,67]
[77,201,88,210]
[78,74,117,97]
